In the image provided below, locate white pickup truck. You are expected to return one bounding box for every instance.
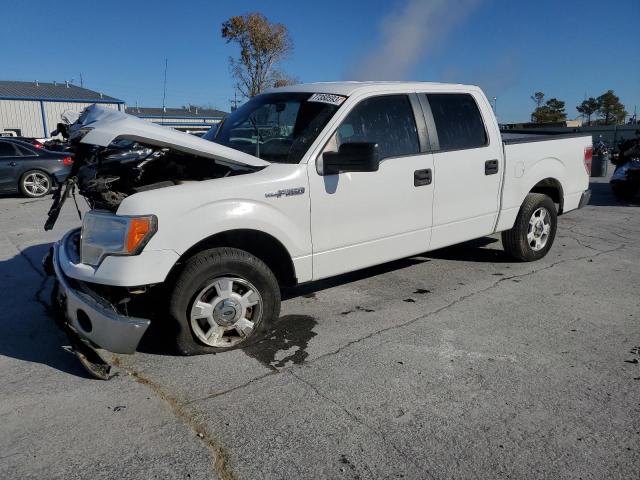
[45,81,592,366]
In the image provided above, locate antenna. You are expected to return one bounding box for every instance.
[161,58,168,122]
[80,73,84,88]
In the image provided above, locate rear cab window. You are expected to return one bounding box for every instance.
[424,93,488,151]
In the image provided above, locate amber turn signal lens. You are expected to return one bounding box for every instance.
[126,217,152,253]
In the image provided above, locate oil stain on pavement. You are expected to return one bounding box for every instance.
[243,315,317,370]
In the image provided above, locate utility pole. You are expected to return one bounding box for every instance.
[79,73,84,88]
[229,90,239,112]
[161,58,168,122]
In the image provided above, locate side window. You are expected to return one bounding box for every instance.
[16,144,35,156]
[336,95,419,160]
[426,93,488,151]
[0,141,18,157]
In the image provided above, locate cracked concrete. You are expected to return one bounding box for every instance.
[1,175,639,479]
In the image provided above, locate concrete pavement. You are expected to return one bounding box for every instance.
[1,177,638,479]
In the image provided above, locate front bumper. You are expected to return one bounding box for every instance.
[49,232,151,354]
[578,189,591,209]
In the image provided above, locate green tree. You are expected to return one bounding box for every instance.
[576,97,599,126]
[530,92,545,122]
[221,12,293,98]
[531,91,545,108]
[596,90,626,125]
[532,98,567,124]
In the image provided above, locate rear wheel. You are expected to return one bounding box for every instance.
[168,247,280,355]
[502,193,557,262]
[20,170,52,197]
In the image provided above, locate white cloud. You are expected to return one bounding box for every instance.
[348,0,481,80]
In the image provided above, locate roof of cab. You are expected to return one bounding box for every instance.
[266,81,479,97]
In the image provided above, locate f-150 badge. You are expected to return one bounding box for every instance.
[265,187,305,198]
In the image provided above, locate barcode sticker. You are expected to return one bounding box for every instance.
[308,93,347,106]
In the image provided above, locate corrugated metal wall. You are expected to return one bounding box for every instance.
[0,100,121,138]
[43,101,120,136]
[0,100,43,137]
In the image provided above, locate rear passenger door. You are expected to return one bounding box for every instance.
[308,94,435,280]
[420,93,502,249]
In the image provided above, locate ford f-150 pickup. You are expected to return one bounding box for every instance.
[43,82,592,374]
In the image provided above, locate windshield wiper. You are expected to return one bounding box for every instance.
[248,116,262,159]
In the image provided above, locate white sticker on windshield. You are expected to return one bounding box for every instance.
[308,93,347,106]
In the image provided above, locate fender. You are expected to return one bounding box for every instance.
[495,156,567,232]
[519,157,566,203]
[115,164,313,283]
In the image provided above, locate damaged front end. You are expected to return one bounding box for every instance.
[45,104,268,229]
[44,229,157,379]
[42,105,271,378]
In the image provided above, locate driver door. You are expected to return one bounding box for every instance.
[308,94,435,280]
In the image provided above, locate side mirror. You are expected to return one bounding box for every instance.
[322,142,379,175]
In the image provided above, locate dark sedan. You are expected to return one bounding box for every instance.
[0,139,73,198]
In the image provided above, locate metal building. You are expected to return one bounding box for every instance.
[125,106,227,133]
[0,80,124,138]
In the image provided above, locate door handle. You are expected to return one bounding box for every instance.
[9,162,17,167]
[485,159,499,175]
[414,168,432,186]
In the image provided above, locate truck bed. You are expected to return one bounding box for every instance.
[494,132,592,233]
[501,131,591,145]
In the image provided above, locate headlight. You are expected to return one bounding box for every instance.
[81,211,157,266]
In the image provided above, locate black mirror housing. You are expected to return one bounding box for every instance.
[322,142,379,175]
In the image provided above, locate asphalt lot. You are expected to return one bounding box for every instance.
[1,175,638,479]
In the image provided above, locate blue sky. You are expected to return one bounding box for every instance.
[3,0,639,122]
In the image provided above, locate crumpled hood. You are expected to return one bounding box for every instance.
[70,104,270,168]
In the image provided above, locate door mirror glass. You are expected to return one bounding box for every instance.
[322,142,379,175]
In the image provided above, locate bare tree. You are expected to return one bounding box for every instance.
[222,13,293,98]
[272,72,300,88]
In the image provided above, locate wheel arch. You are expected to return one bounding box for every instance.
[529,177,564,213]
[169,229,297,287]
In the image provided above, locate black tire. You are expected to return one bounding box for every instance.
[611,182,637,202]
[501,193,558,262]
[19,169,52,198]
[168,247,280,355]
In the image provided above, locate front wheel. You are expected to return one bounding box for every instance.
[168,247,281,355]
[502,193,557,262]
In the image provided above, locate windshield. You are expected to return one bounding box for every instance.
[203,92,344,164]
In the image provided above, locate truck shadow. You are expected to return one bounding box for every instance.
[283,237,505,301]
[0,243,93,378]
